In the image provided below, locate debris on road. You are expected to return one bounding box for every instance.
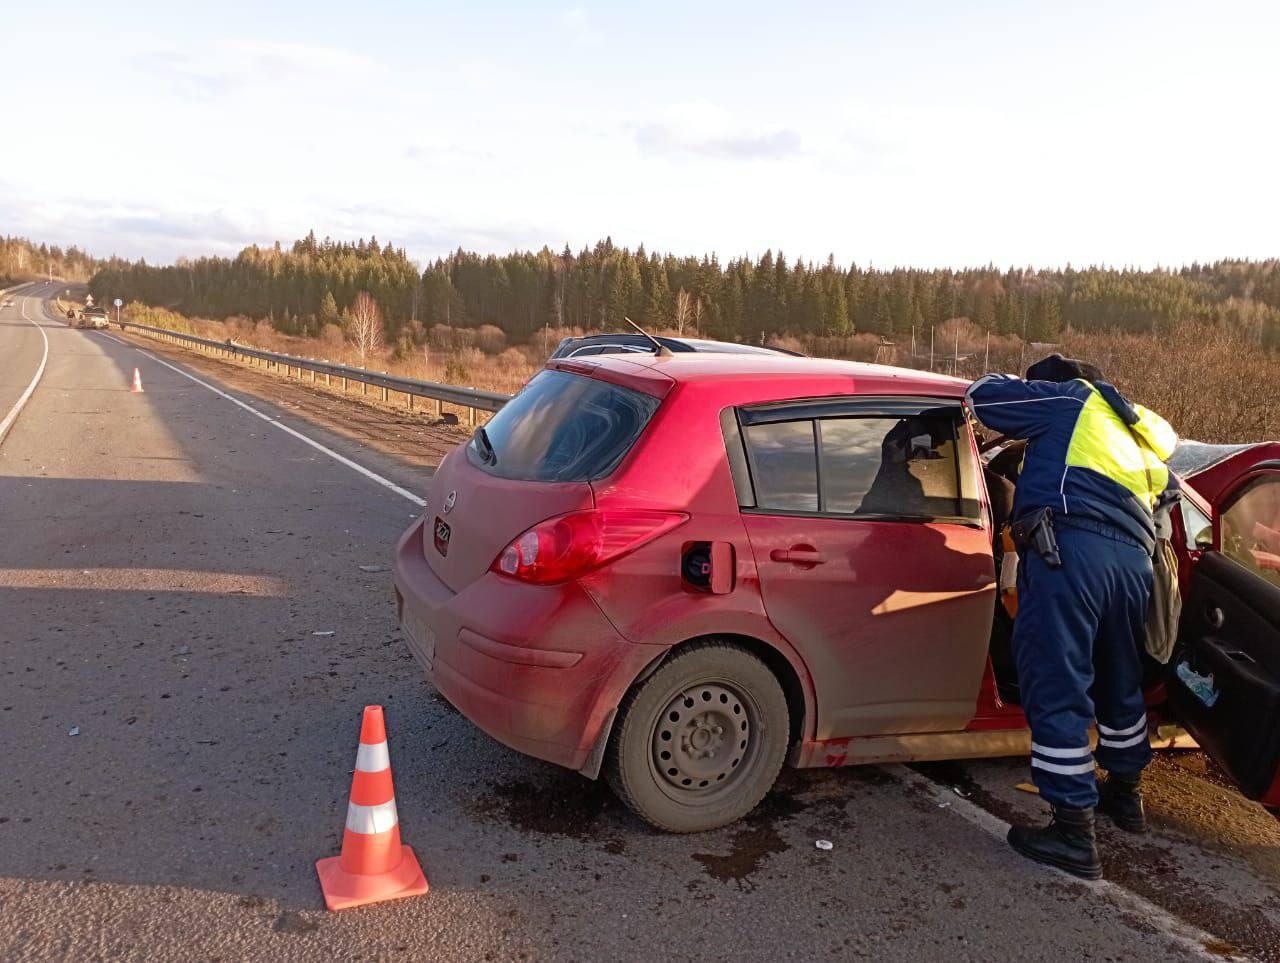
[358,564,388,573]
[312,630,336,636]
[68,726,80,736]
[1015,783,1041,795]
[952,786,971,798]
[815,839,834,851]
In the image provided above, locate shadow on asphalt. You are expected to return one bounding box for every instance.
[0,329,443,911]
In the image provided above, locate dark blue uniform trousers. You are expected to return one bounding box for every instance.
[1013,520,1154,809]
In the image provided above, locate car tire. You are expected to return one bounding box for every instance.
[605,639,789,833]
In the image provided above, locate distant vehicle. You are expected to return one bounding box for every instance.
[549,333,802,360]
[79,306,110,329]
[393,351,1280,833]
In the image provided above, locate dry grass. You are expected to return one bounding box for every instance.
[1060,322,1279,443]
[122,304,538,395]
[123,304,1278,445]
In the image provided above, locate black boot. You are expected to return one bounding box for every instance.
[1007,806,1102,880]
[1099,772,1147,833]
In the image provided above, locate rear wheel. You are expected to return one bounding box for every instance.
[605,640,789,832]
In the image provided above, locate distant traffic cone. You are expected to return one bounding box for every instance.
[130,368,144,393]
[315,706,429,911]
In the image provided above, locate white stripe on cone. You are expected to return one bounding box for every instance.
[355,741,391,772]
[346,799,399,835]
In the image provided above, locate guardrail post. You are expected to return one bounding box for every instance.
[408,393,414,410]
[381,386,389,402]
[434,398,443,417]
[469,406,477,426]
[362,381,368,396]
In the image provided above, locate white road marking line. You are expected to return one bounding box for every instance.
[97,331,128,346]
[132,348,426,507]
[0,297,51,447]
[884,765,1246,962]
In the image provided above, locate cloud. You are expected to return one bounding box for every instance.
[330,203,561,261]
[402,142,496,167]
[101,213,251,245]
[130,39,383,102]
[637,102,802,161]
[558,7,599,43]
[0,188,267,261]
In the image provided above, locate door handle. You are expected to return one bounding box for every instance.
[1207,606,1225,630]
[770,546,827,566]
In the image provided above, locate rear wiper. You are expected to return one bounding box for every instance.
[474,426,496,464]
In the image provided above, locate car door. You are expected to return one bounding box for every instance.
[1167,463,1280,814]
[732,397,996,740]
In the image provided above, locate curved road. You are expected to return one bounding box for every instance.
[0,281,60,441]
[0,289,1276,961]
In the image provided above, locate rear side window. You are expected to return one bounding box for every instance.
[738,408,973,520]
[824,417,963,517]
[742,421,819,512]
[469,369,659,482]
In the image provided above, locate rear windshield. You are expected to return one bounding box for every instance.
[467,369,660,481]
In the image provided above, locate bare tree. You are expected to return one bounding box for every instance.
[691,294,703,335]
[674,288,693,336]
[348,291,384,362]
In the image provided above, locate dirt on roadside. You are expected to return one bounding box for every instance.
[113,327,474,471]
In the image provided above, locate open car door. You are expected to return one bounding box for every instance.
[1168,458,1280,816]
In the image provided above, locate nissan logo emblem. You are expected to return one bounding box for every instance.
[443,490,457,514]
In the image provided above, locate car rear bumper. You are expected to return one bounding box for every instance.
[392,517,656,772]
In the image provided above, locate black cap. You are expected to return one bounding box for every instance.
[1025,353,1103,383]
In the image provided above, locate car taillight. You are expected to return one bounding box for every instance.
[492,509,689,585]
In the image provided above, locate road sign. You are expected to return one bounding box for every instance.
[113,298,123,307]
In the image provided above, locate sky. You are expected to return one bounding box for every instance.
[2,1,1277,269]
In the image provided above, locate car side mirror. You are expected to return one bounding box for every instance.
[1194,525,1213,551]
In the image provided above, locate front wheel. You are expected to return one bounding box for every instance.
[604,640,789,833]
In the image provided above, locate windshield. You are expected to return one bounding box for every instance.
[467,369,660,482]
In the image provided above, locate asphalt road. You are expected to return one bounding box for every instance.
[1,288,1277,961]
[0,282,50,440]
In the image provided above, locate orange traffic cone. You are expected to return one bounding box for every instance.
[316,706,429,911]
[130,368,144,393]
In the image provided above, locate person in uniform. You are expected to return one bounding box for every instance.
[967,354,1178,879]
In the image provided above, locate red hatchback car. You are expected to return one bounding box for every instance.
[392,352,1280,832]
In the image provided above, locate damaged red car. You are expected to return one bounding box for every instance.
[392,351,1280,832]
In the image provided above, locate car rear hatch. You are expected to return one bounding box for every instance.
[422,361,674,592]
[1169,441,1280,505]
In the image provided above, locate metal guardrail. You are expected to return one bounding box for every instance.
[117,320,512,424]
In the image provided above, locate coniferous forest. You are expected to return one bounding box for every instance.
[2,235,101,286]
[73,232,1280,353]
